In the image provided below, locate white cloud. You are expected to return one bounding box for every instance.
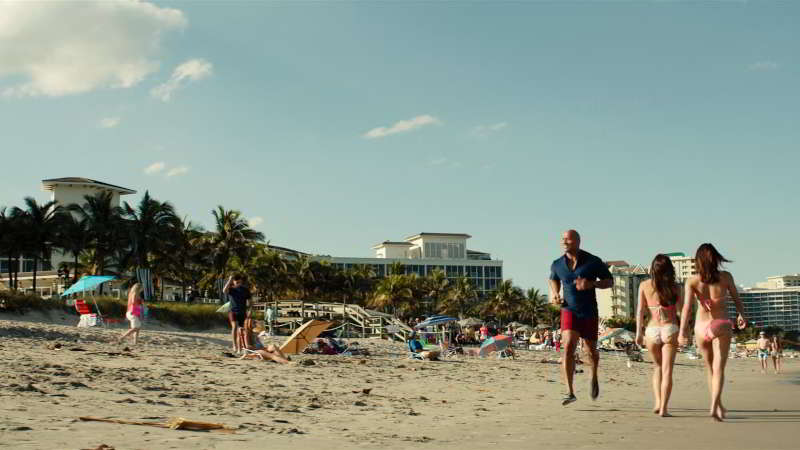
[144,161,165,175]
[166,166,189,177]
[0,1,186,98]
[429,157,448,166]
[363,114,441,139]
[748,61,779,71]
[151,58,213,102]
[471,122,508,138]
[248,217,264,228]
[98,117,121,128]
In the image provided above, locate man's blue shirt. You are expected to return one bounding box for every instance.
[549,250,612,319]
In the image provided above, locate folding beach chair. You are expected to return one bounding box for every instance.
[74,299,103,327]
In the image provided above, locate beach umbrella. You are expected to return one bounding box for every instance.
[60,276,115,297]
[535,324,550,330]
[280,319,333,354]
[415,315,458,329]
[515,325,533,333]
[507,321,526,328]
[598,328,635,344]
[478,335,512,357]
[458,317,482,327]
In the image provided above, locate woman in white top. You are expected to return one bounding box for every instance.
[636,254,683,417]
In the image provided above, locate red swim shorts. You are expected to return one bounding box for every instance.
[560,309,599,342]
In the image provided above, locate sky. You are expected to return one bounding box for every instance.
[1,0,799,291]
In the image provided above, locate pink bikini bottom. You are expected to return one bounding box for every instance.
[703,319,733,343]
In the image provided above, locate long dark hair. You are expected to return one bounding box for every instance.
[695,243,731,284]
[650,254,679,306]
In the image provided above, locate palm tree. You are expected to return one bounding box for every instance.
[369,274,414,317]
[439,276,477,318]
[518,287,548,326]
[56,213,89,284]
[0,207,24,290]
[424,268,450,314]
[208,206,265,286]
[68,191,125,278]
[482,279,524,325]
[12,197,62,292]
[121,191,178,272]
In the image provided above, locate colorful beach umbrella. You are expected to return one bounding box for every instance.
[478,335,512,357]
[415,315,458,329]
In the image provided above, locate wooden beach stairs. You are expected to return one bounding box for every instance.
[251,300,413,341]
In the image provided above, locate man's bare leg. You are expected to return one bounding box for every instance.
[560,330,579,405]
[584,338,600,400]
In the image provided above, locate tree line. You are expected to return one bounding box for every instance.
[0,191,557,325]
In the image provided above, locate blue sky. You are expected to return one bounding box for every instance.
[1,1,798,290]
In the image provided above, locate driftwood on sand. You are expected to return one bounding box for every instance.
[78,417,237,433]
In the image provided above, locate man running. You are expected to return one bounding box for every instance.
[548,230,612,406]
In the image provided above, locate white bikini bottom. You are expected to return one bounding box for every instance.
[645,324,679,345]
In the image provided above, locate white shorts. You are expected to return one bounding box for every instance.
[126,312,142,329]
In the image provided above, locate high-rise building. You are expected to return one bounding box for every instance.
[728,285,800,332]
[596,262,649,319]
[313,232,503,296]
[667,252,695,282]
[755,274,800,289]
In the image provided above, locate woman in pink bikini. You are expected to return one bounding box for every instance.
[118,283,145,345]
[635,254,683,417]
[678,243,747,422]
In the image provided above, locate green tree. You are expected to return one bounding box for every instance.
[482,279,525,324]
[12,197,62,292]
[424,268,450,314]
[369,274,414,316]
[121,191,178,272]
[0,207,25,290]
[68,191,126,278]
[56,213,89,284]
[439,276,477,318]
[207,206,265,285]
[518,287,548,326]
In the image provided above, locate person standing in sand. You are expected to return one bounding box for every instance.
[756,331,771,374]
[548,229,613,406]
[223,273,251,354]
[635,254,683,417]
[118,283,145,345]
[678,243,747,422]
[771,334,783,374]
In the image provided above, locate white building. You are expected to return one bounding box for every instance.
[668,252,695,282]
[729,284,800,332]
[755,274,800,290]
[596,262,649,319]
[313,232,503,296]
[1,178,136,295]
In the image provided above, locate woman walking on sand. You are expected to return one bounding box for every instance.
[635,254,683,417]
[771,334,783,374]
[679,244,747,422]
[119,283,145,345]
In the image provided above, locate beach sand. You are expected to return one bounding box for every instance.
[1,312,797,450]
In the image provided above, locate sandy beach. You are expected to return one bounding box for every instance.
[1,313,797,450]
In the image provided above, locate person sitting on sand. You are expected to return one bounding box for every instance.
[408,332,440,360]
[240,345,291,364]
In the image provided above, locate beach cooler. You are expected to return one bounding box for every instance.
[74,299,103,328]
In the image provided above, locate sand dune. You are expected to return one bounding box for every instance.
[1,313,797,450]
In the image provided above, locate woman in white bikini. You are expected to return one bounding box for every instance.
[636,254,683,417]
[679,243,747,422]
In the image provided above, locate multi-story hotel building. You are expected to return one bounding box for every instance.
[1,178,136,295]
[728,282,800,332]
[596,262,649,319]
[755,274,800,289]
[668,252,696,282]
[313,232,503,297]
